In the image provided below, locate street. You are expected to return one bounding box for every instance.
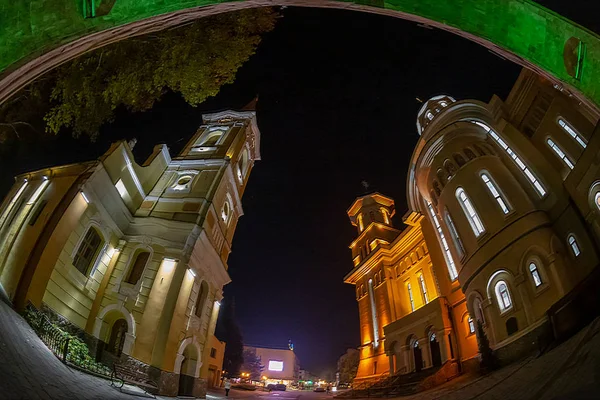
[207,388,342,400]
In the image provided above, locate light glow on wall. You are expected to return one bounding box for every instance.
[26,178,50,205]
[80,192,90,204]
[368,278,380,348]
[268,360,284,371]
[115,179,128,199]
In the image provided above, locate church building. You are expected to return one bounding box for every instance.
[0,107,260,397]
[345,68,600,383]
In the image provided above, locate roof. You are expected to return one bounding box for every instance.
[347,192,395,217]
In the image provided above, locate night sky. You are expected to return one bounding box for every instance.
[2,3,598,374]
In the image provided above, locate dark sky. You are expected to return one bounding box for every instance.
[2,3,598,374]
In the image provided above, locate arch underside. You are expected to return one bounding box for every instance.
[0,1,599,110]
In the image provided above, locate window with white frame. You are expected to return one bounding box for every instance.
[472,121,546,197]
[547,138,575,170]
[407,282,415,312]
[445,211,464,258]
[529,262,543,287]
[558,118,587,148]
[568,235,581,257]
[481,173,511,214]
[427,202,458,280]
[456,188,485,237]
[418,274,429,304]
[172,175,193,191]
[468,316,475,334]
[495,281,512,312]
[73,228,103,276]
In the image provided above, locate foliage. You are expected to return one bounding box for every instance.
[22,307,111,376]
[216,297,244,376]
[44,8,278,140]
[0,8,278,143]
[337,348,359,383]
[476,319,496,371]
[241,348,264,380]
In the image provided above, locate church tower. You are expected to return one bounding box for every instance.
[345,192,401,380]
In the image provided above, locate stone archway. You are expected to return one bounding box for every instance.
[94,304,136,356]
[1,1,599,111]
[175,340,201,397]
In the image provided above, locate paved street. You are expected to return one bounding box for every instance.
[1,287,599,400]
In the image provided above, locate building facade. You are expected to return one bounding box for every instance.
[346,69,600,383]
[244,345,300,386]
[0,108,260,397]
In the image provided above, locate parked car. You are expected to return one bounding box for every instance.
[267,384,287,391]
[314,387,326,392]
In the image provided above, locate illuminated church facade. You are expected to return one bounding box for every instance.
[345,69,600,382]
[0,108,260,396]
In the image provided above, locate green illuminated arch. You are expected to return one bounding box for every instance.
[0,0,599,108]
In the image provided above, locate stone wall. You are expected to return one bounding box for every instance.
[493,320,553,366]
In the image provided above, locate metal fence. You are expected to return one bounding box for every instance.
[26,306,111,378]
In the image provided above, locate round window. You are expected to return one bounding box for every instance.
[177,176,192,186]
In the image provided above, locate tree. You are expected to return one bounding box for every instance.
[337,348,359,384]
[0,8,278,142]
[241,348,264,380]
[476,319,496,371]
[216,297,244,377]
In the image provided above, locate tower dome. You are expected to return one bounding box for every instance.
[416,95,456,136]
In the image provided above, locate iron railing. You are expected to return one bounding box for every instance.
[26,306,111,377]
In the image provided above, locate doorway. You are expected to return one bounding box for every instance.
[413,341,422,372]
[429,332,442,367]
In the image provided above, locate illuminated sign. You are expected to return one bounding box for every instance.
[268,360,284,371]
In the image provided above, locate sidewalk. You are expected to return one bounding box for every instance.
[0,298,155,399]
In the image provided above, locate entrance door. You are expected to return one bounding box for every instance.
[430,333,442,367]
[413,342,422,372]
[178,373,195,396]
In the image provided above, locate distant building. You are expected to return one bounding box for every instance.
[345,68,600,383]
[298,368,319,383]
[244,345,300,385]
[0,107,261,397]
[201,335,226,389]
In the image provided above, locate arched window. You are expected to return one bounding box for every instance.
[407,282,415,312]
[472,121,546,197]
[568,235,581,257]
[237,148,250,182]
[437,169,446,186]
[456,188,485,237]
[427,202,458,280]
[468,316,475,334]
[445,211,464,258]
[357,214,364,232]
[557,118,587,148]
[126,251,150,284]
[444,160,457,178]
[426,111,434,120]
[494,281,512,312]
[481,173,511,214]
[547,138,575,170]
[529,262,542,287]
[473,297,485,324]
[595,192,600,211]
[195,281,210,318]
[453,153,466,167]
[200,130,225,147]
[464,148,477,160]
[418,274,429,304]
[73,228,103,276]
